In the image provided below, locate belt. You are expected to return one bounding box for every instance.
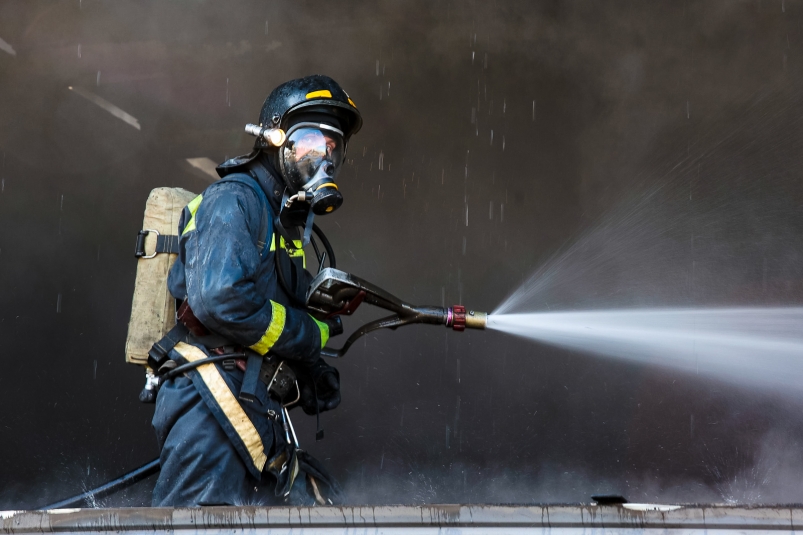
[214,352,297,404]
[177,301,297,405]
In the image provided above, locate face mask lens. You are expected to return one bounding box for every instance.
[280,126,344,189]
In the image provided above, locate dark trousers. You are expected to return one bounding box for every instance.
[151,376,311,506]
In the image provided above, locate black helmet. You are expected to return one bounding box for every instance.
[255,75,362,150]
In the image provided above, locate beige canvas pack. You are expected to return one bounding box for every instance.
[125,188,197,367]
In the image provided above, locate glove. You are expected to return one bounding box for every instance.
[322,316,343,338]
[298,358,341,415]
[311,315,343,349]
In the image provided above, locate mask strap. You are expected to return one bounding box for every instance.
[302,209,315,247]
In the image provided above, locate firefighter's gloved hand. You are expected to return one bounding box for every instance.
[324,316,343,337]
[311,315,342,350]
[299,358,341,415]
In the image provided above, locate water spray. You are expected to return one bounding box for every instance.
[307,268,486,357]
[488,307,803,392]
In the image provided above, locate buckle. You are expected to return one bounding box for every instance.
[135,229,160,259]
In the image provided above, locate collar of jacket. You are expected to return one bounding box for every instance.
[247,154,284,215]
[215,150,284,214]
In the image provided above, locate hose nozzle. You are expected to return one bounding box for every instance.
[446,305,487,331]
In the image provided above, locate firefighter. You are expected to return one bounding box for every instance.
[151,75,361,506]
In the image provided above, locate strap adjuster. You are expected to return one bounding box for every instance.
[135,229,160,259]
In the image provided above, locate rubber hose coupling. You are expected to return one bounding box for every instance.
[448,305,467,331]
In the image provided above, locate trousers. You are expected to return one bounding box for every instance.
[151,375,313,506]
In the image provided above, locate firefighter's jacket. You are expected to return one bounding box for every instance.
[168,159,327,362]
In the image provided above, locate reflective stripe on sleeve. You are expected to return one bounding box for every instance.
[250,300,286,355]
[173,342,267,471]
[181,194,204,235]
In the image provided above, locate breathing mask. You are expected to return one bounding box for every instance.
[279,123,345,215]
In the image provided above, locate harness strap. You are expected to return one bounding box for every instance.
[134,231,180,258]
[215,173,271,256]
[147,322,189,371]
[238,352,264,403]
[156,234,180,254]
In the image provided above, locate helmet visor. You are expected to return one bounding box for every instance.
[280,123,345,190]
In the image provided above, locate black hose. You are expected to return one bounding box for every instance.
[312,223,336,269]
[309,234,322,267]
[41,458,160,509]
[41,352,250,509]
[162,352,246,380]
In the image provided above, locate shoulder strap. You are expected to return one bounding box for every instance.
[216,173,270,256]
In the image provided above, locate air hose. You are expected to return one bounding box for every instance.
[41,459,160,509]
[41,352,249,509]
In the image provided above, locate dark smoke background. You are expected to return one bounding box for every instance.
[2,0,803,508]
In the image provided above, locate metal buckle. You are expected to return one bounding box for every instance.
[135,229,160,259]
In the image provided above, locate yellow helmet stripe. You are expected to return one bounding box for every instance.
[306,90,332,99]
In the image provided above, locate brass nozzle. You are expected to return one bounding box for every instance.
[465,310,487,329]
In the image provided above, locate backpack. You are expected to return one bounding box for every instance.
[125,187,197,367]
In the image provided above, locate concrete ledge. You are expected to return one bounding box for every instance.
[2,505,802,534]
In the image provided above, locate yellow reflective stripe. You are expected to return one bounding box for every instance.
[181,194,203,235]
[306,89,332,99]
[174,342,267,471]
[347,97,357,108]
[269,235,306,268]
[250,300,286,355]
[311,316,329,348]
